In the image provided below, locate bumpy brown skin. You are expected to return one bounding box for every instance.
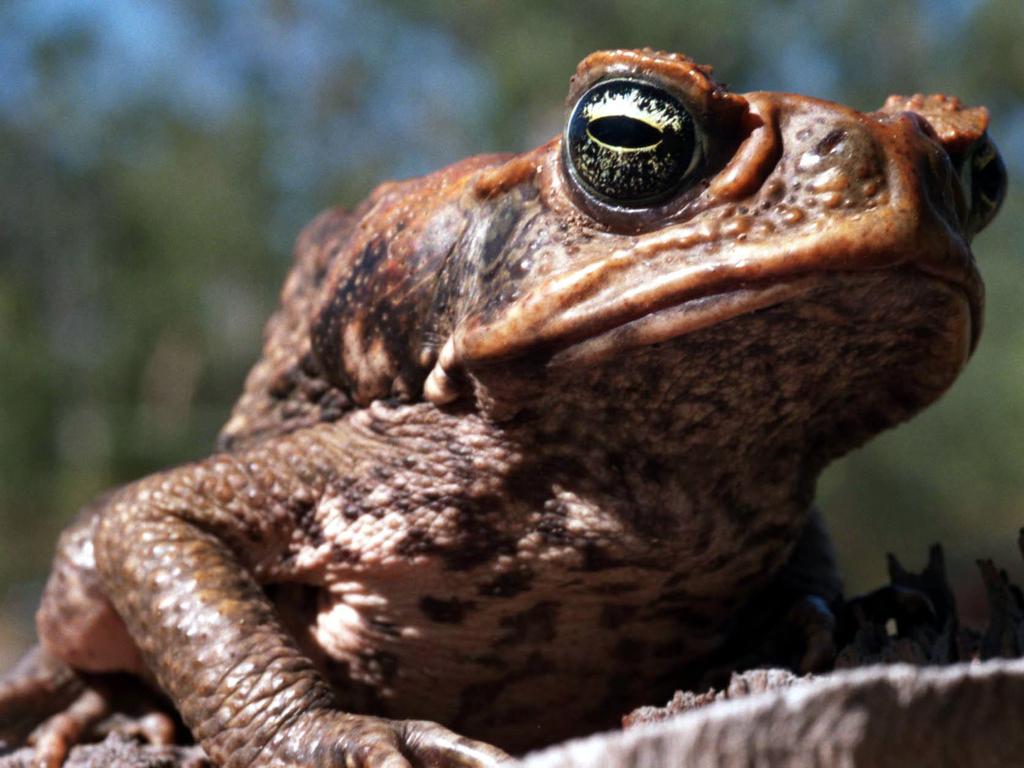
[0,49,1006,767]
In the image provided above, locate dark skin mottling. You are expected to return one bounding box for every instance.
[0,49,1007,766]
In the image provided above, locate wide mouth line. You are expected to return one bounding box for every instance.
[457,262,979,374]
[556,264,979,371]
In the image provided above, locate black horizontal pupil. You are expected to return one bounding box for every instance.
[588,115,662,150]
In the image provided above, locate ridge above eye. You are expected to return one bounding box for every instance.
[563,78,701,208]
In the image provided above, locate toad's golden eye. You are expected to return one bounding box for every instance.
[564,78,700,208]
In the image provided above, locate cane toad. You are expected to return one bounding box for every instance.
[0,49,1007,767]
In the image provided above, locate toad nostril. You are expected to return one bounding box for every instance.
[901,110,941,143]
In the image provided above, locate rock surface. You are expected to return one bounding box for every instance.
[521,659,1024,768]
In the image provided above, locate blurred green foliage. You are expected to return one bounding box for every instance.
[0,0,1022,661]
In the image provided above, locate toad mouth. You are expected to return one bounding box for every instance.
[543,267,975,370]
[423,255,977,406]
[453,244,980,367]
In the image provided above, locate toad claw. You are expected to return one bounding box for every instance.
[785,594,838,673]
[278,712,511,768]
[0,645,180,767]
[399,719,513,767]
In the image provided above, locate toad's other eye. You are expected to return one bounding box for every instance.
[964,134,1006,236]
[564,78,701,208]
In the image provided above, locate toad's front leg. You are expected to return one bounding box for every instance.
[87,426,509,768]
